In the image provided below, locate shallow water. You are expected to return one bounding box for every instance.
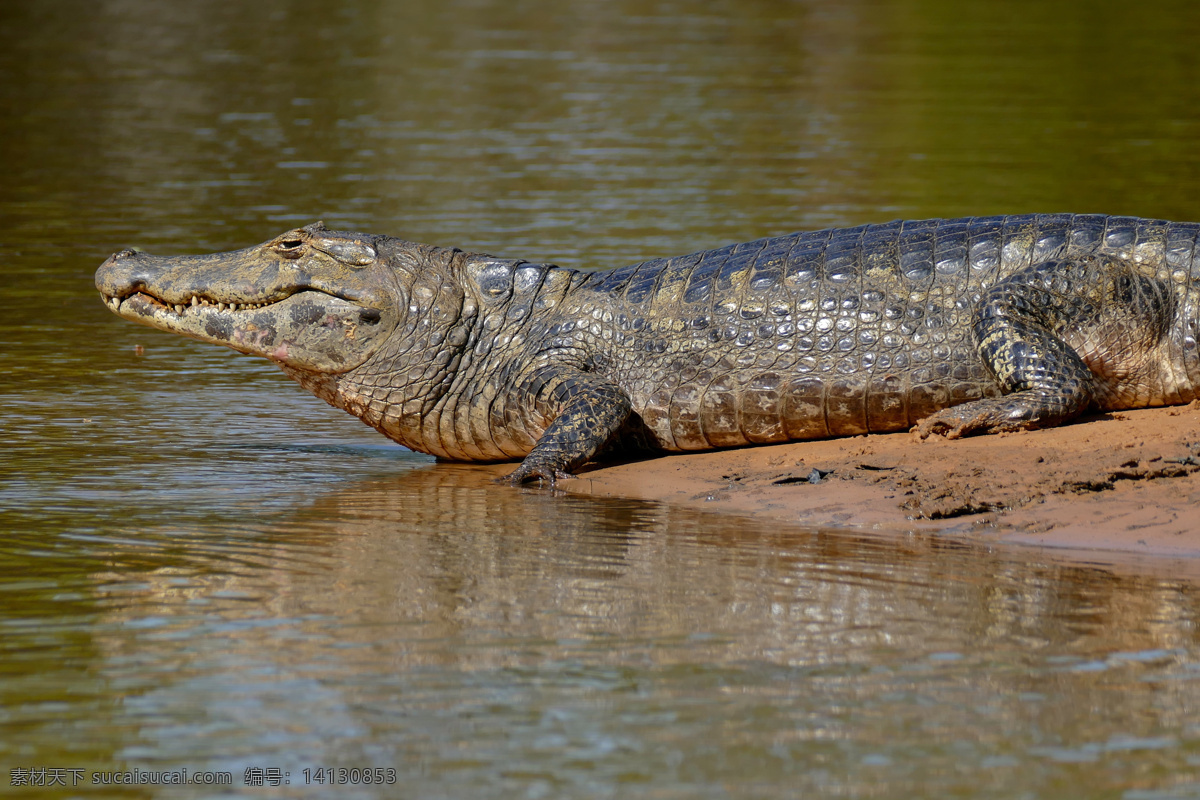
[6,0,1200,796]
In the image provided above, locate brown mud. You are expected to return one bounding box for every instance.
[526,404,1200,558]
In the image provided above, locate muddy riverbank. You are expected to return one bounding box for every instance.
[549,404,1200,557]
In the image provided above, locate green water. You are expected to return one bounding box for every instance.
[5,0,1200,796]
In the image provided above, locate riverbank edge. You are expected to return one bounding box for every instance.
[548,404,1200,564]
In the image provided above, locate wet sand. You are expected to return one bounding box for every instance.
[552,404,1200,558]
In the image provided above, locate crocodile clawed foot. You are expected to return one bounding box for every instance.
[913,411,971,440]
[916,417,964,441]
[499,463,576,488]
[915,396,1055,441]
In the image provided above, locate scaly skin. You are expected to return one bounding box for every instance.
[96,215,1200,485]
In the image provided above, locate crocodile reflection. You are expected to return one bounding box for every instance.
[84,464,1200,671]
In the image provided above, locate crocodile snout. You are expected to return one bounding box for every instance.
[96,248,154,297]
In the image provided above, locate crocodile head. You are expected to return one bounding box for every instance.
[96,222,401,373]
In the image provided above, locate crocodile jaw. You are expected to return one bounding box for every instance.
[100,286,392,373]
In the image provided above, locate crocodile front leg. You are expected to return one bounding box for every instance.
[504,367,633,485]
[915,255,1173,438]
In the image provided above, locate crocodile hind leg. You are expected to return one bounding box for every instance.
[503,367,633,486]
[915,255,1172,439]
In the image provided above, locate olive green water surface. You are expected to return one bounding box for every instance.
[5,1,1200,797]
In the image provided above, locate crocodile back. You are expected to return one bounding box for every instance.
[577,214,1200,450]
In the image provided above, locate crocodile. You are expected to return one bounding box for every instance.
[95,214,1200,484]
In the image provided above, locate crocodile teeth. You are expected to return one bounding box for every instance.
[191,296,199,307]
[174,304,184,314]
[213,301,274,311]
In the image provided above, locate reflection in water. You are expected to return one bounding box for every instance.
[6,466,1200,797]
[6,0,1200,796]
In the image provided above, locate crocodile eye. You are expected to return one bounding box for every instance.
[274,238,306,258]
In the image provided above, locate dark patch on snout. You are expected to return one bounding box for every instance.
[239,316,278,347]
[132,301,157,319]
[204,316,233,340]
[290,302,326,326]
